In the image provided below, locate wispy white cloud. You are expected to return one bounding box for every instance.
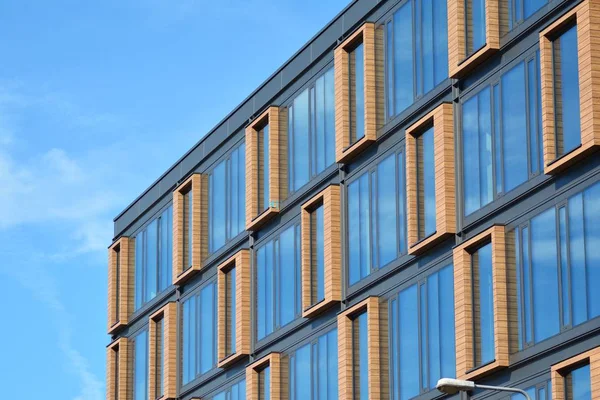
[0,260,104,400]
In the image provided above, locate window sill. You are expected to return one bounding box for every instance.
[337,135,376,164]
[545,142,597,175]
[173,264,201,286]
[217,351,248,369]
[247,206,279,231]
[302,298,340,319]
[107,320,127,335]
[460,359,507,381]
[408,230,454,256]
[451,43,499,79]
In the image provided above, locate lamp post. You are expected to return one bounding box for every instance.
[436,378,533,400]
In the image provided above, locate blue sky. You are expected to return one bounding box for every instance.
[0,1,349,398]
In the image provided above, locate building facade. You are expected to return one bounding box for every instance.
[106,0,600,399]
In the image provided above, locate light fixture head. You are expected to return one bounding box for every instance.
[436,378,476,395]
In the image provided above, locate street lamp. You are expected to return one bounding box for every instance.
[436,378,532,400]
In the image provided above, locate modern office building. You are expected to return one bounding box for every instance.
[106,0,600,398]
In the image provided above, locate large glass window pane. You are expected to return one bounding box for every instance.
[135,233,144,310]
[501,62,528,192]
[146,220,158,302]
[568,194,587,326]
[182,296,196,384]
[377,154,398,267]
[583,182,600,319]
[210,161,226,252]
[133,330,148,400]
[261,366,271,400]
[227,268,237,355]
[528,58,541,175]
[398,152,407,254]
[351,44,365,143]
[291,344,311,400]
[348,173,370,285]
[327,330,339,400]
[200,283,216,374]
[567,364,591,400]
[559,207,571,327]
[290,89,310,191]
[473,243,495,366]
[280,226,296,326]
[439,266,456,379]
[554,26,581,157]
[312,205,325,303]
[463,88,492,215]
[417,127,436,238]
[521,225,532,345]
[530,208,559,342]
[260,125,270,211]
[394,1,414,114]
[237,143,246,234]
[159,207,172,291]
[399,285,419,400]
[466,0,486,55]
[256,242,274,340]
[388,0,447,117]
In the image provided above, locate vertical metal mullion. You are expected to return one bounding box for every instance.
[357,177,363,279]
[527,220,534,346]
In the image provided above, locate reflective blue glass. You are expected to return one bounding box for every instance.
[584,183,600,319]
[358,313,369,400]
[210,161,226,252]
[200,283,216,374]
[528,58,540,175]
[394,1,414,114]
[377,154,398,266]
[182,296,196,384]
[434,0,449,84]
[521,226,532,344]
[312,68,336,175]
[555,26,581,156]
[398,152,407,254]
[315,205,325,302]
[475,243,495,365]
[291,89,310,191]
[133,330,148,400]
[501,62,528,192]
[569,364,591,400]
[280,226,296,327]
[236,143,246,234]
[399,285,419,400]
[159,206,172,291]
[263,366,271,400]
[439,266,456,379]
[463,88,492,215]
[348,173,370,285]
[256,242,274,340]
[135,233,144,310]
[531,208,560,342]
[388,0,447,116]
[559,207,570,327]
[230,268,237,354]
[493,84,502,195]
[146,220,158,304]
[391,266,455,397]
[292,344,311,400]
[419,127,436,237]
[262,125,270,210]
[353,44,365,142]
[467,0,486,54]
[569,194,587,326]
[327,330,338,400]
